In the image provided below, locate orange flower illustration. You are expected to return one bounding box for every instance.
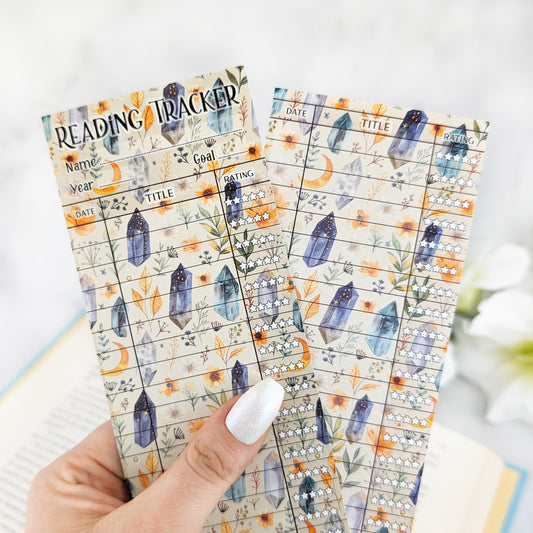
[188,418,205,434]
[290,458,306,474]
[352,209,370,229]
[204,366,225,387]
[430,123,444,137]
[94,100,110,115]
[396,216,418,237]
[360,299,376,313]
[272,185,290,218]
[60,152,79,164]
[256,512,274,528]
[359,260,380,277]
[196,273,211,286]
[390,375,406,391]
[460,199,475,216]
[371,507,388,523]
[182,236,200,253]
[366,427,396,456]
[196,182,217,204]
[246,201,278,228]
[245,142,262,161]
[334,98,350,109]
[253,329,268,347]
[327,390,349,411]
[155,199,173,215]
[64,204,96,236]
[436,252,463,282]
[101,282,117,298]
[160,377,180,397]
[187,85,204,100]
[280,132,300,150]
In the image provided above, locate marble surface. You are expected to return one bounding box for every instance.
[1,0,532,530]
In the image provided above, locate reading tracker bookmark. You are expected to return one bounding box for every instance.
[42,69,348,533]
[266,89,488,533]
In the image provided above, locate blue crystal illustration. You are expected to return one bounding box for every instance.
[407,329,436,374]
[258,270,278,325]
[303,212,337,267]
[264,451,285,508]
[225,470,246,503]
[207,78,233,134]
[271,88,288,115]
[377,529,390,533]
[111,297,128,337]
[366,301,399,356]
[298,476,317,514]
[103,130,120,155]
[79,274,97,329]
[345,394,373,443]
[231,360,248,396]
[214,265,240,321]
[161,82,185,144]
[319,281,359,344]
[127,208,151,266]
[334,157,362,210]
[346,492,366,533]
[435,124,469,179]
[137,331,157,385]
[414,223,442,264]
[42,115,52,142]
[293,300,304,332]
[133,390,157,448]
[327,112,353,154]
[410,465,424,504]
[388,109,428,169]
[299,92,327,135]
[128,149,150,204]
[169,264,192,329]
[69,106,88,148]
[224,180,242,224]
[315,398,329,444]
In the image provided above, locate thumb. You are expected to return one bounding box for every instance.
[103,378,284,533]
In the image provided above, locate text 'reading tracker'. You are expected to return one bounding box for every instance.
[42,68,348,533]
[266,89,488,533]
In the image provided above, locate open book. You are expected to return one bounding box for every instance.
[0,316,525,533]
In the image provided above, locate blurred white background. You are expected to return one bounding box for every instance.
[0,0,532,530]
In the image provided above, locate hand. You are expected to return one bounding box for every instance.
[26,378,284,533]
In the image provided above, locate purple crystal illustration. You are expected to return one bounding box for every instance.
[214,265,240,321]
[111,296,128,337]
[137,331,157,385]
[333,157,362,210]
[225,471,245,502]
[365,301,399,356]
[303,212,337,268]
[79,274,97,329]
[435,124,469,179]
[258,269,278,325]
[169,264,192,329]
[298,476,317,514]
[161,82,185,144]
[414,223,442,264]
[127,208,151,266]
[327,112,353,154]
[69,106,88,148]
[407,328,436,374]
[264,451,285,508]
[133,390,157,448]
[299,92,327,135]
[224,180,242,224]
[206,78,233,134]
[315,398,329,444]
[410,465,424,504]
[319,281,359,344]
[128,149,150,204]
[387,109,428,169]
[326,513,346,533]
[346,491,366,533]
[293,299,304,332]
[271,87,288,115]
[345,394,373,443]
[231,360,248,396]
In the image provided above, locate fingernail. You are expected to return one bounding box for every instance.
[225,378,284,445]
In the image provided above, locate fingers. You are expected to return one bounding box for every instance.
[100,378,284,533]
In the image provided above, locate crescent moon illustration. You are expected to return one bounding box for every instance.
[298,154,333,189]
[294,336,311,370]
[93,161,122,195]
[101,342,129,376]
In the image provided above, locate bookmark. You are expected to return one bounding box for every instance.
[42,69,348,533]
[266,89,488,533]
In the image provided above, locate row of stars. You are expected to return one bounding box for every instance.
[287,465,329,480]
[430,174,475,187]
[285,381,310,393]
[427,194,471,209]
[249,295,288,313]
[418,240,462,254]
[282,443,324,460]
[407,305,450,319]
[241,254,280,271]
[394,369,437,385]
[297,507,338,522]
[253,317,295,333]
[264,361,305,375]
[398,349,441,364]
[382,433,425,447]
[385,411,430,426]
[228,211,271,228]
[371,496,413,512]
[278,424,318,441]
[235,233,276,249]
[424,217,467,231]
[367,518,409,530]
[292,486,333,502]
[403,327,446,341]
[245,275,285,292]
[415,261,458,275]
[435,152,479,165]
[258,338,300,355]
[389,390,434,407]
[277,403,314,417]
[224,189,266,206]
[411,282,455,298]
[374,476,417,490]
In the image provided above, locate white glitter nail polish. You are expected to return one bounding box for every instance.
[225,378,284,445]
